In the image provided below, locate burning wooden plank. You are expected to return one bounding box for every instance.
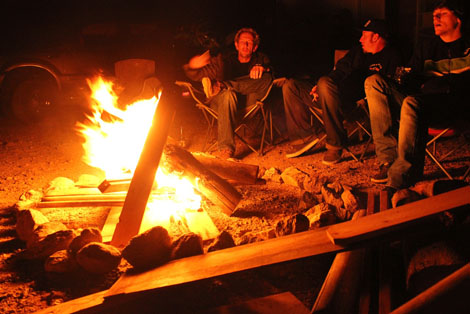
[111,88,176,248]
[97,154,259,193]
[164,144,242,215]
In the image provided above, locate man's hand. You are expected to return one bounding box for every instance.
[188,50,211,69]
[250,65,264,79]
[310,85,319,102]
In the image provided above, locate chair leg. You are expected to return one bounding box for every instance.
[426,148,454,180]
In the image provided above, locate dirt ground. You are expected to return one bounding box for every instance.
[1,95,469,313]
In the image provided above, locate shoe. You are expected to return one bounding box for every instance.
[371,162,391,183]
[322,148,342,165]
[286,138,321,158]
[213,148,234,159]
[201,77,221,99]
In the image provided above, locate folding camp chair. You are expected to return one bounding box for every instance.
[425,125,470,180]
[175,79,280,156]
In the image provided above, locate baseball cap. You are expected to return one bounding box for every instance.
[362,19,390,38]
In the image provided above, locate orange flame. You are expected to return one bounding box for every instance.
[76,76,201,233]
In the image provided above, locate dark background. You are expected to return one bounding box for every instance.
[1,0,468,82]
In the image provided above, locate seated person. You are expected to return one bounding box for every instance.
[183,27,273,159]
[282,19,403,163]
[365,0,470,190]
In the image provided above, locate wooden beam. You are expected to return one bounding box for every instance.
[312,209,366,314]
[326,186,470,246]
[164,144,242,215]
[378,190,392,314]
[111,89,176,247]
[390,263,470,314]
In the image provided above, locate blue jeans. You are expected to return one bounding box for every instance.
[364,74,404,164]
[209,73,273,151]
[317,75,364,149]
[282,78,318,140]
[366,73,468,188]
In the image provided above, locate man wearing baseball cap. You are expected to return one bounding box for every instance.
[365,0,470,191]
[282,18,403,161]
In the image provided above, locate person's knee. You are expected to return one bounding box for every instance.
[364,73,385,90]
[282,78,296,95]
[317,76,334,94]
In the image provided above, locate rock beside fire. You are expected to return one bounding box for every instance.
[69,227,103,256]
[207,230,236,252]
[321,181,359,221]
[275,214,310,236]
[172,232,204,260]
[45,250,78,273]
[281,167,308,188]
[27,221,68,248]
[76,242,122,274]
[122,226,173,270]
[24,229,76,260]
[16,209,49,242]
[15,189,43,210]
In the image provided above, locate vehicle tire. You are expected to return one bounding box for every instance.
[10,78,59,123]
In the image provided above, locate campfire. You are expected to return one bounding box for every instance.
[75,76,205,238]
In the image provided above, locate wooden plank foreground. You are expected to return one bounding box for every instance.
[36,186,470,313]
[106,226,341,297]
[327,186,470,246]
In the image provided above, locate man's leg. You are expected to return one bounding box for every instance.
[282,78,317,140]
[316,76,346,164]
[210,89,238,154]
[364,74,404,164]
[225,73,273,106]
[387,95,427,189]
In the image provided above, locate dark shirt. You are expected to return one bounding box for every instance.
[328,44,403,85]
[407,36,470,95]
[184,50,270,82]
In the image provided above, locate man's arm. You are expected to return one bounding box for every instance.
[183,50,223,81]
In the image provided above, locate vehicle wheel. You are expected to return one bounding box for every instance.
[10,79,59,123]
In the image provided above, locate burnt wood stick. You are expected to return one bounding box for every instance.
[191,153,259,185]
[111,88,175,248]
[98,155,259,193]
[164,144,241,215]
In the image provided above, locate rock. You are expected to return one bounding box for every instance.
[44,177,76,195]
[238,231,269,245]
[76,174,102,187]
[68,227,102,256]
[207,230,236,252]
[391,189,424,208]
[76,242,122,274]
[25,229,76,260]
[44,250,77,273]
[341,187,359,211]
[275,214,310,236]
[303,175,328,194]
[28,221,68,248]
[281,167,307,188]
[298,191,319,211]
[321,182,344,209]
[304,203,337,229]
[15,189,43,210]
[172,233,204,260]
[16,209,49,242]
[122,226,173,270]
[262,167,282,183]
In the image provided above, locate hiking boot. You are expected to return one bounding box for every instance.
[213,148,234,159]
[322,148,342,165]
[371,162,391,183]
[286,137,321,158]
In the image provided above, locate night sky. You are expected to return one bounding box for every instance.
[0,0,359,79]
